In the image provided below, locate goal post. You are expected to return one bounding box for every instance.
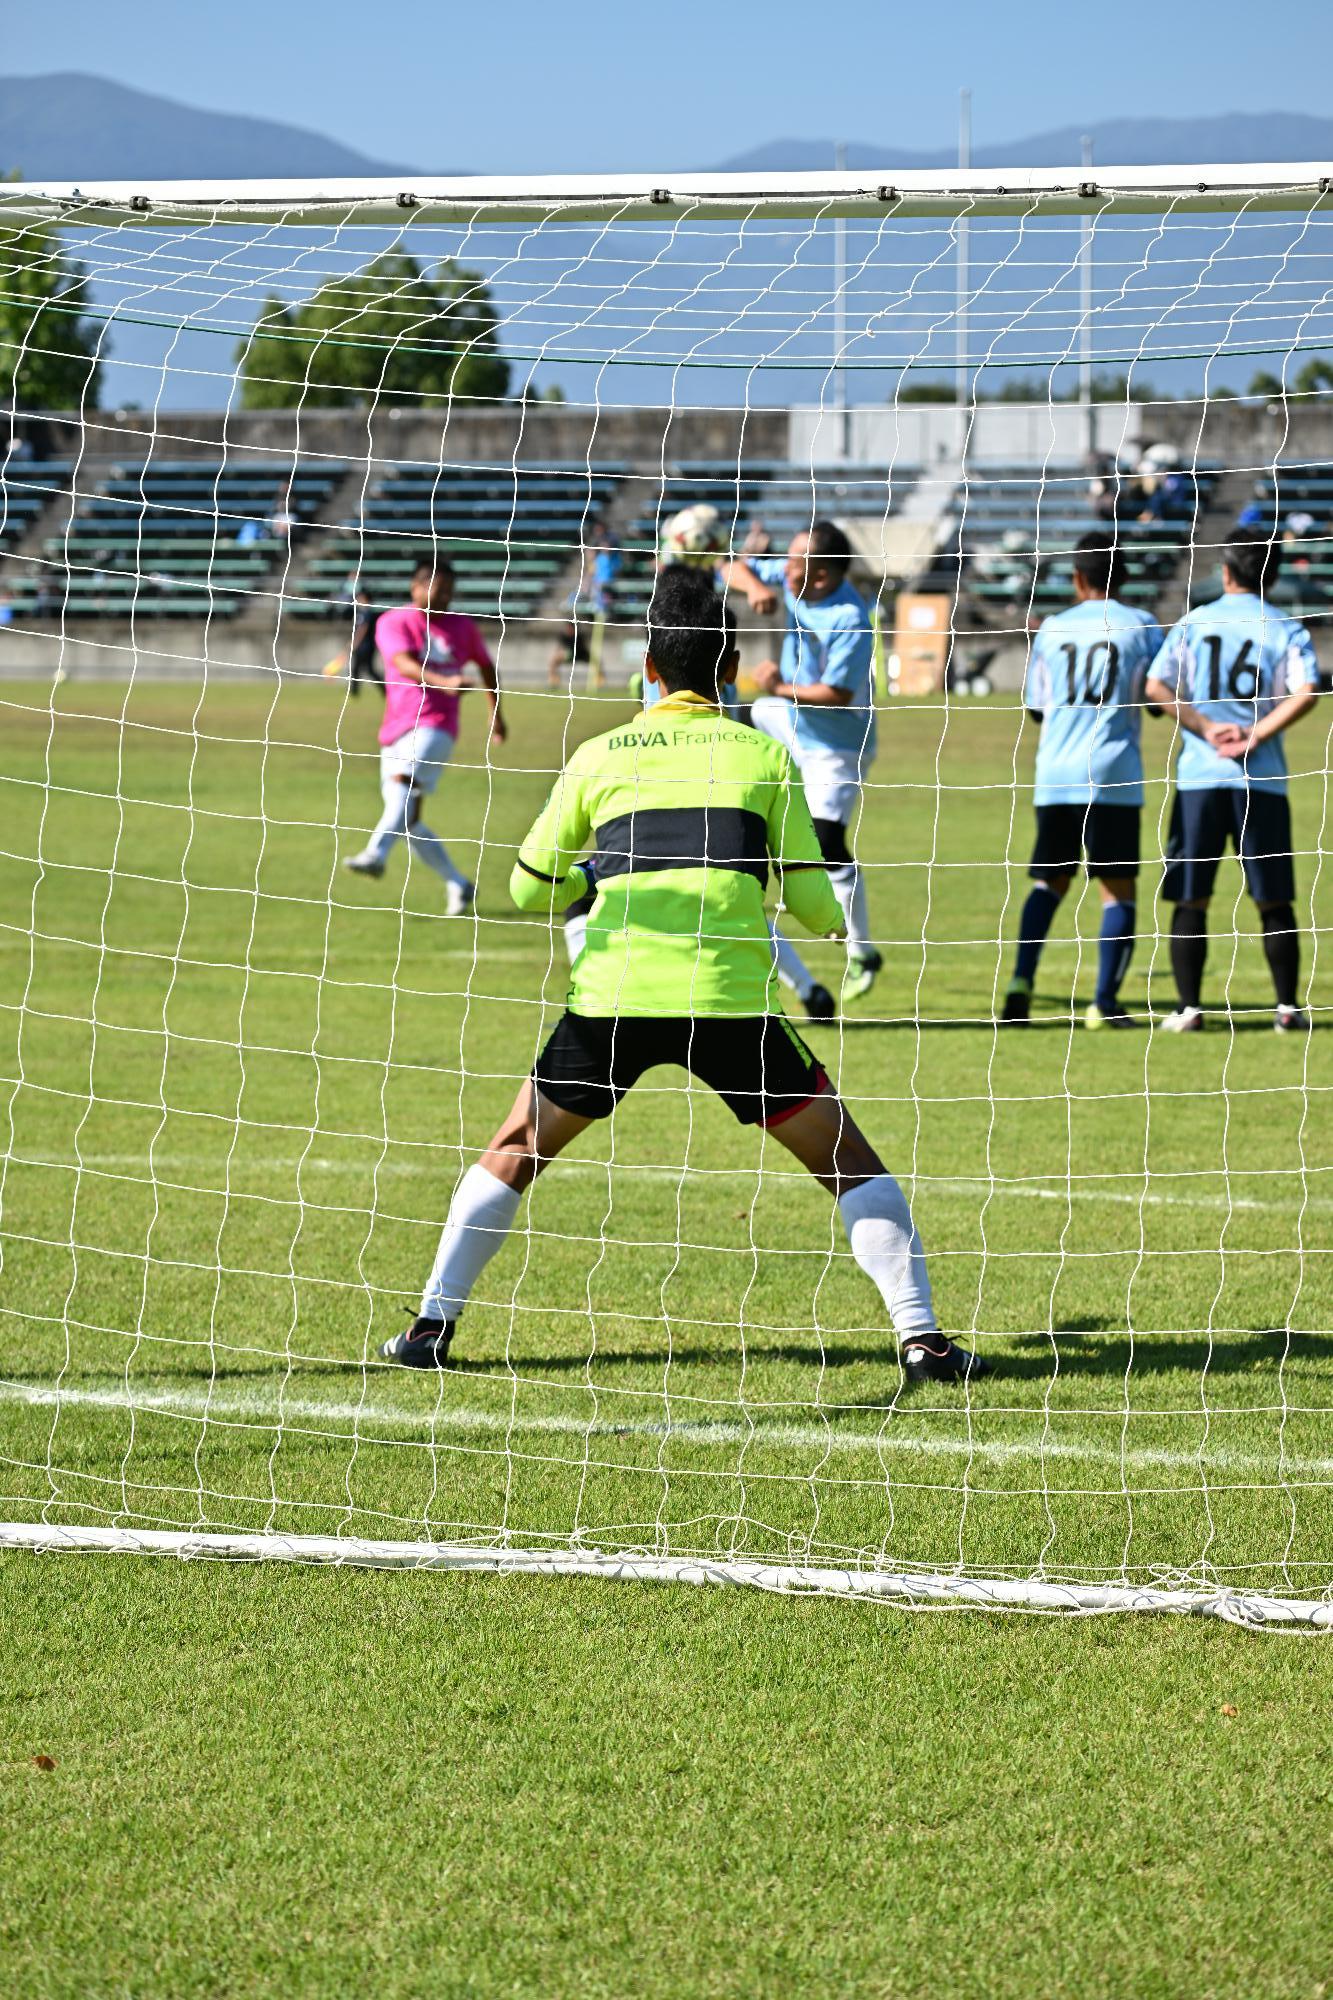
[1,170,1331,1627]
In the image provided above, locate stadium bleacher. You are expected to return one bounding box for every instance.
[292,462,623,625]
[0,458,73,564]
[0,444,1253,647]
[948,463,1221,623]
[1187,465,1333,618]
[5,458,345,621]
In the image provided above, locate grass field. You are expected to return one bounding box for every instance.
[3,672,1332,1996]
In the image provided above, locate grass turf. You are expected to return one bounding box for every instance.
[2,673,1332,1994]
[4,1557,1333,1999]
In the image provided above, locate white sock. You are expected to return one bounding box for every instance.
[564,910,588,964]
[365,779,410,863]
[769,920,814,1000]
[420,1164,522,1322]
[407,819,468,889]
[831,863,872,958]
[838,1173,936,1339]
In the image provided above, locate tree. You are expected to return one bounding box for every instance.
[237,251,509,410]
[0,185,101,410]
[1246,370,1286,400]
[1292,357,1333,398]
[895,378,957,403]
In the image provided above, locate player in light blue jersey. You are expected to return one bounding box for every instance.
[1145,526,1320,1033]
[724,522,881,1003]
[1002,534,1164,1028]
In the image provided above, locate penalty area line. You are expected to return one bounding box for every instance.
[5,1379,1333,1483]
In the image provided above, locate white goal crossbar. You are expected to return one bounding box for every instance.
[7,163,1333,224]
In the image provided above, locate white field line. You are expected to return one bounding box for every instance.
[7,1379,1333,1484]
[7,1150,1329,1215]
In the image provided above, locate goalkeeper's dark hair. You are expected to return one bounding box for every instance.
[1224,524,1282,594]
[1072,531,1128,597]
[806,518,853,583]
[645,565,737,699]
[411,551,455,580]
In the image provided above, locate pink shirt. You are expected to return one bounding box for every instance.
[376,604,493,747]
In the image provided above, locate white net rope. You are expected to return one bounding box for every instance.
[0,184,1331,1624]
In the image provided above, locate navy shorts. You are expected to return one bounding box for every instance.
[533,1011,827,1126]
[1030,803,1141,881]
[1161,787,1295,905]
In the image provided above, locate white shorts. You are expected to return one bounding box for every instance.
[750,696,865,825]
[380,726,455,795]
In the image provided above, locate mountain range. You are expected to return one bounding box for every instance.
[4,75,1333,182]
[718,114,1333,173]
[0,73,406,183]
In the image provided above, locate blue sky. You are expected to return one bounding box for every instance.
[12,0,1333,174]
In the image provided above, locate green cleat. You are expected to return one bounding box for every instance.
[842,947,882,1004]
[1086,1003,1137,1030]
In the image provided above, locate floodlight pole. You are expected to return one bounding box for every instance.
[956,89,971,453]
[1080,132,1096,456]
[834,139,849,459]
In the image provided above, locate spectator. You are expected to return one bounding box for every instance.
[235,517,265,546]
[743,519,773,556]
[0,586,13,626]
[1085,451,1118,522]
[270,482,297,541]
[547,516,620,687]
[348,589,383,696]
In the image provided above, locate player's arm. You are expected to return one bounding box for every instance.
[766,758,845,938]
[389,649,460,694]
[1232,626,1321,757]
[1023,624,1050,726]
[1145,626,1246,751]
[509,762,595,914]
[1144,672,1248,750]
[718,556,780,616]
[753,614,860,705]
[1140,619,1167,717]
[376,612,460,697]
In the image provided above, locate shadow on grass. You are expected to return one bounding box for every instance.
[800,1013,1301,1034]
[408,1325,1333,1382]
[19,1326,1327,1395]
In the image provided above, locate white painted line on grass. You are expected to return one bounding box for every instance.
[7,1378,1332,1483]
[8,1150,1329,1214]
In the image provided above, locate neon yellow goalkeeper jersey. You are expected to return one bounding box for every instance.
[509,690,842,1017]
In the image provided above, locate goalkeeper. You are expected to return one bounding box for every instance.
[382,566,988,1389]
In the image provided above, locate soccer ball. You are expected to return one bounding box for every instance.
[659,503,725,568]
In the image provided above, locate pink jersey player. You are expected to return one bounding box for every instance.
[343,556,505,912]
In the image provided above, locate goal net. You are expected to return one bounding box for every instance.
[1,170,1330,1625]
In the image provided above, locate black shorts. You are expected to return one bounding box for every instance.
[1161,788,1295,905]
[1030,803,1141,881]
[533,1011,827,1126]
[554,620,592,665]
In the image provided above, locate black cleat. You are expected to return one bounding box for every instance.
[379,1316,455,1368]
[803,982,836,1021]
[1000,978,1031,1024]
[899,1336,992,1386]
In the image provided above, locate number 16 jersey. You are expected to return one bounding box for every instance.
[1024,597,1164,806]
[1149,591,1320,793]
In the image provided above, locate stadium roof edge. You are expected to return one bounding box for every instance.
[4,165,1333,225]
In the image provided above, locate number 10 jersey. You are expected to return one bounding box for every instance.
[1025,596,1165,806]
